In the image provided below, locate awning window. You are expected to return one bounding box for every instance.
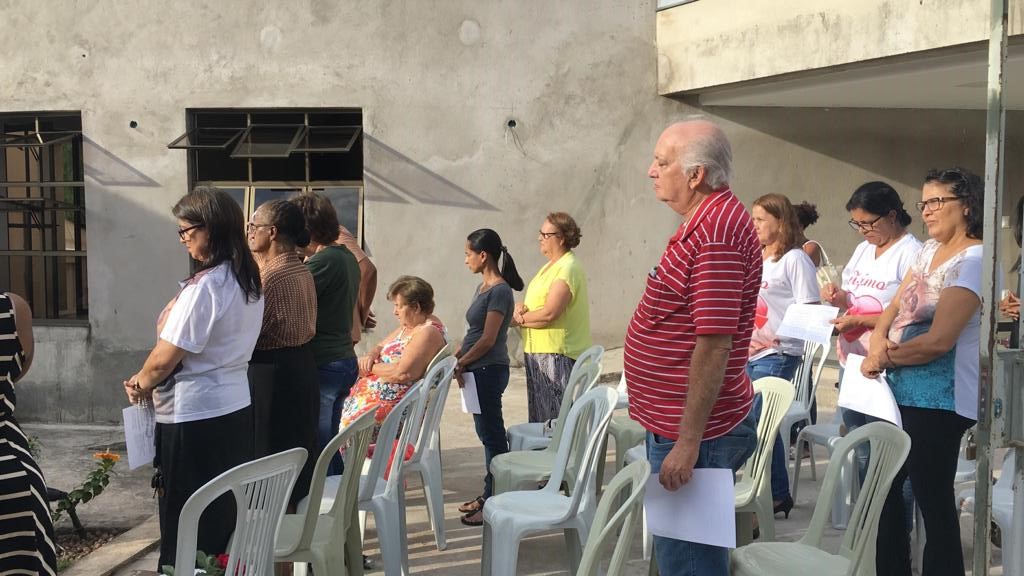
[167,127,245,150]
[292,126,362,153]
[229,125,306,158]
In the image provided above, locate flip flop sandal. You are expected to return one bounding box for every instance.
[458,495,486,514]
[460,509,484,527]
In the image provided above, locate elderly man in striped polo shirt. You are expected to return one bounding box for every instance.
[624,118,762,576]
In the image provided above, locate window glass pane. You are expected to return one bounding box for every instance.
[314,187,361,240]
[308,110,362,126]
[309,137,362,181]
[251,112,306,125]
[251,154,306,182]
[194,112,247,129]
[230,125,305,158]
[167,128,243,149]
[293,127,361,153]
[253,188,303,213]
[195,148,249,182]
[3,255,87,320]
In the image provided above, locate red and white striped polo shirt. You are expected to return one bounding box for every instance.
[624,189,762,440]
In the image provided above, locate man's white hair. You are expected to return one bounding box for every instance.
[676,115,733,189]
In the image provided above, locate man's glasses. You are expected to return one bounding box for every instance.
[847,214,884,232]
[914,196,960,213]
[177,223,203,239]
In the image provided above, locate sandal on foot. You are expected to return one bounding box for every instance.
[461,509,484,526]
[459,496,485,514]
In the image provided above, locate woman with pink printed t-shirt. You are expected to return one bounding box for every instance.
[821,182,920,487]
[746,193,820,518]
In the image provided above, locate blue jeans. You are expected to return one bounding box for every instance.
[318,357,358,476]
[746,353,801,500]
[646,407,757,576]
[468,364,510,499]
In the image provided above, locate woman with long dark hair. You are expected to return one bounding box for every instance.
[455,229,524,526]
[246,199,319,507]
[124,186,264,569]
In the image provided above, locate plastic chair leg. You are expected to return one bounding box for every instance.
[419,460,447,550]
[642,505,652,560]
[373,497,406,576]
[563,526,585,574]
[488,526,522,576]
[755,484,776,541]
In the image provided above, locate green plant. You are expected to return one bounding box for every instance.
[25,434,41,459]
[161,551,226,576]
[51,452,119,524]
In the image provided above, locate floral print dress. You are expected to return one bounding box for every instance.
[339,320,447,432]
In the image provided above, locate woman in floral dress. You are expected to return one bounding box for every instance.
[340,276,446,433]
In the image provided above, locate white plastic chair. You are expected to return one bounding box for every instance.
[171,448,306,576]
[481,386,619,576]
[310,379,428,576]
[958,450,1016,574]
[778,340,829,483]
[790,410,856,529]
[607,373,645,472]
[489,360,602,495]
[278,408,378,576]
[731,422,912,576]
[403,356,457,550]
[735,377,797,543]
[576,459,651,576]
[506,344,605,451]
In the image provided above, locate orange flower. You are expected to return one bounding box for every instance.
[93,451,120,462]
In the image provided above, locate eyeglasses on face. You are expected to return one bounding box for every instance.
[914,196,960,213]
[539,231,559,239]
[177,223,203,239]
[848,214,884,232]
[246,222,274,234]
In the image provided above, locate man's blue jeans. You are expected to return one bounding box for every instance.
[318,357,358,476]
[646,406,757,576]
[746,353,801,500]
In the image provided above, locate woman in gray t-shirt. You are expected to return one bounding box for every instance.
[455,229,524,526]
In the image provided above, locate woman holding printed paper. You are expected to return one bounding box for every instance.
[124,187,264,570]
[455,229,524,527]
[747,193,819,518]
[821,182,920,471]
[860,168,983,576]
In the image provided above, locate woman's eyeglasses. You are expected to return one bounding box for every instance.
[177,223,203,239]
[539,231,559,239]
[847,215,883,232]
[914,196,960,213]
[246,222,274,234]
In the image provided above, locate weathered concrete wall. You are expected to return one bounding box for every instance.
[657,0,1024,94]
[2,1,1019,422]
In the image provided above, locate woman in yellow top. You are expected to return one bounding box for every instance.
[512,212,592,423]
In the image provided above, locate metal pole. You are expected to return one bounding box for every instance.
[976,0,1008,573]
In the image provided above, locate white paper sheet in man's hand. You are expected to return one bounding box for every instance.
[644,469,736,548]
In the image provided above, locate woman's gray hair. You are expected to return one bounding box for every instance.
[677,117,733,190]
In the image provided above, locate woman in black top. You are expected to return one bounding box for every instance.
[455,229,524,526]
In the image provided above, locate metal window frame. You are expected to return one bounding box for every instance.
[228,124,307,158]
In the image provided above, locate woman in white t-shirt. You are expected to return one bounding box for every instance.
[123,187,265,570]
[860,168,983,576]
[747,193,820,518]
[821,182,921,434]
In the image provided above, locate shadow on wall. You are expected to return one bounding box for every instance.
[701,104,1024,191]
[363,133,497,211]
[84,137,160,188]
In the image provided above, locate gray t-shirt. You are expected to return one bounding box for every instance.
[459,282,514,370]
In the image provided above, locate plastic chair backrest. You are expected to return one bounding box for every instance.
[409,356,457,461]
[575,459,650,576]
[793,340,828,409]
[739,377,796,505]
[174,448,306,576]
[568,345,605,400]
[278,408,378,556]
[801,422,911,574]
[424,342,452,374]
[362,379,427,502]
[543,387,618,519]
[548,359,602,449]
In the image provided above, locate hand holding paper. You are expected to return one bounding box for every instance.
[837,354,902,427]
[776,304,840,348]
[122,404,156,470]
[644,469,736,548]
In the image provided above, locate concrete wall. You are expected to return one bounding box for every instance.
[2,1,1019,422]
[657,0,1024,94]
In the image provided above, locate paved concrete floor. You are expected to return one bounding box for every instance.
[23,348,1007,575]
